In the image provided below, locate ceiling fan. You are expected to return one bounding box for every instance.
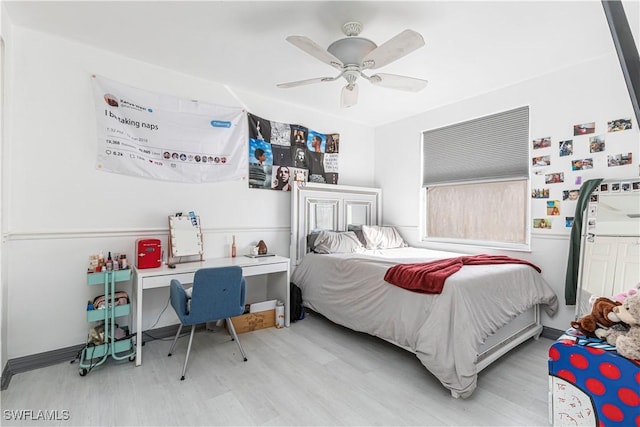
[277,21,428,108]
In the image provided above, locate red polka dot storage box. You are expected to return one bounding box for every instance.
[548,329,640,426]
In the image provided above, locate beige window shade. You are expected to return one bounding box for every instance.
[426,180,528,244]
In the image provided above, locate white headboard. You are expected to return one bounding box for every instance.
[290,183,382,266]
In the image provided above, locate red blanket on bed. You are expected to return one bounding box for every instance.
[383,254,542,294]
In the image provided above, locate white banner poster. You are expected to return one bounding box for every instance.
[92,75,247,183]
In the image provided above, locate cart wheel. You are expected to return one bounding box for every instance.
[79,368,88,377]
[129,355,136,362]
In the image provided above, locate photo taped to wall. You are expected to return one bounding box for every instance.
[607,117,632,132]
[573,122,595,136]
[559,139,573,157]
[531,188,550,199]
[563,189,580,201]
[533,218,552,229]
[546,200,560,216]
[545,172,564,184]
[532,136,551,149]
[589,135,605,153]
[532,155,551,167]
[571,158,593,170]
[607,153,633,167]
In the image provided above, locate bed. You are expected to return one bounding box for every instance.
[290,183,559,398]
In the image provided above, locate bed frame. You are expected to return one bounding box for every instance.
[290,182,543,391]
[290,182,381,266]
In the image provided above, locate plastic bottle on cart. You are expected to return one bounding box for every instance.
[106,252,113,271]
[98,251,105,270]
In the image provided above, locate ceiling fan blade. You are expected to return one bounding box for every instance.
[277,77,335,88]
[362,30,425,69]
[286,35,344,69]
[341,84,359,108]
[369,73,428,92]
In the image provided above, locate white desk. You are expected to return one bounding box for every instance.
[132,255,290,366]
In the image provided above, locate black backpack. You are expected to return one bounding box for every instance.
[290,283,305,322]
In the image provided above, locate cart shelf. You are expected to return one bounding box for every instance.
[82,339,135,361]
[86,304,130,322]
[87,269,131,285]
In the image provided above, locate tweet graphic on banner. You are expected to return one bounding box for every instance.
[92,75,247,183]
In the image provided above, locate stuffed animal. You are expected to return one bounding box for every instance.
[571,297,623,338]
[596,293,640,360]
[612,282,640,304]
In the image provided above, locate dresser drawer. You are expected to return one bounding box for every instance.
[142,272,195,289]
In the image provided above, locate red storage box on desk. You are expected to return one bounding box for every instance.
[548,328,640,427]
[136,239,162,269]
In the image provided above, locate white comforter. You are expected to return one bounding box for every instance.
[290,247,558,398]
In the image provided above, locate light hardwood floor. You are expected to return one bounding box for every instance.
[1,311,553,426]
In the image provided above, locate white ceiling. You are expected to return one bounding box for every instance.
[4,1,638,127]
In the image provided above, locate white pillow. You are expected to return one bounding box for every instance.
[312,231,364,254]
[361,225,407,249]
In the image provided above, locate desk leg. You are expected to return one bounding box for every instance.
[284,276,290,327]
[135,277,143,366]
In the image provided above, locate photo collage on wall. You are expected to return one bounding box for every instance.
[247,113,339,191]
[531,117,635,231]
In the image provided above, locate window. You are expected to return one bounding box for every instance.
[422,106,530,248]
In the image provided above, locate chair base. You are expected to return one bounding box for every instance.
[167,319,247,380]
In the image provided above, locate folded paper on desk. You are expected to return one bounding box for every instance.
[249,299,277,313]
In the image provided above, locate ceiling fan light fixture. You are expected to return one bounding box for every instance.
[341,83,359,108]
[327,38,377,66]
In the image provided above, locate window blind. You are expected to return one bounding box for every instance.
[422,106,529,186]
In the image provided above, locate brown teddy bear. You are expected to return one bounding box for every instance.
[571,297,623,338]
[596,293,640,360]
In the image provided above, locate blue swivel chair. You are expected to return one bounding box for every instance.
[168,266,247,380]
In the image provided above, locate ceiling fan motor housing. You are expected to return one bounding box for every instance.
[342,21,363,37]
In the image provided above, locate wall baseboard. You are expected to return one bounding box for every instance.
[0,324,184,390]
[1,363,11,391]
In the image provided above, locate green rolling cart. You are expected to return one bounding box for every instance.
[79,269,136,376]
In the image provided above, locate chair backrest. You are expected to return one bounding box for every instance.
[188,266,246,322]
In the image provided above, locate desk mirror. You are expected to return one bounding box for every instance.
[168,215,204,264]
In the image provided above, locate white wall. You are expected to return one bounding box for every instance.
[374,52,639,331]
[1,24,375,359]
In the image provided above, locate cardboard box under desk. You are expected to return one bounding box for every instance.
[230,309,275,334]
